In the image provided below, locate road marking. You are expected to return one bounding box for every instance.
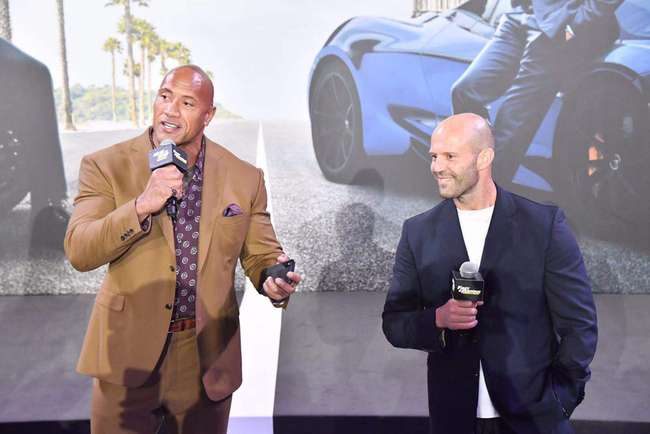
[230,123,281,433]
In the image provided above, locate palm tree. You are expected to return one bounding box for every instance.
[0,0,12,41]
[158,38,172,76]
[140,25,158,120]
[146,37,160,119]
[123,60,141,106]
[102,38,122,121]
[106,0,149,127]
[124,17,144,125]
[132,18,155,125]
[179,46,191,65]
[168,41,191,66]
[120,16,156,125]
[57,0,75,131]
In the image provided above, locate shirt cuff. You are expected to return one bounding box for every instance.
[140,215,151,232]
[437,327,448,348]
[270,296,289,309]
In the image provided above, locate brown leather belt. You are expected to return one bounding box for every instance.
[169,317,196,333]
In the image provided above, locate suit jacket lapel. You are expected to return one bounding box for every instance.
[198,138,227,275]
[128,129,153,195]
[479,184,516,280]
[433,199,469,271]
[128,128,173,256]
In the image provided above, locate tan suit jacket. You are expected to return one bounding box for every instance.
[65,129,283,401]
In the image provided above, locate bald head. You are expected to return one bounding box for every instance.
[162,64,214,107]
[429,113,497,208]
[152,64,217,151]
[432,113,495,155]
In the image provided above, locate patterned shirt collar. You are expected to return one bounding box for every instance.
[194,138,205,181]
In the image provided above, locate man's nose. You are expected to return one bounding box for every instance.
[432,158,446,174]
[164,99,180,117]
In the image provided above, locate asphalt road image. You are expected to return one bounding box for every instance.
[0,119,648,295]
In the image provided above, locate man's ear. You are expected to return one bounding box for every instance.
[477,148,494,171]
[204,105,217,127]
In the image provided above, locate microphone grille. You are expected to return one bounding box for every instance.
[459,261,479,278]
[160,139,176,147]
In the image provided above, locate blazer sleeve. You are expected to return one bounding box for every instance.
[382,220,443,353]
[64,155,151,271]
[544,208,598,417]
[239,168,284,294]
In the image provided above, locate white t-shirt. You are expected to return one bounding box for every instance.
[457,205,500,419]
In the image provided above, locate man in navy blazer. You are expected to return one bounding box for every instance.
[452,0,623,187]
[383,113,597,433]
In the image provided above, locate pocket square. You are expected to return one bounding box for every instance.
[223,204,243,217]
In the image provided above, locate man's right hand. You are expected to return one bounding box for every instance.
[436,299,483,330]
[135,166,184,222]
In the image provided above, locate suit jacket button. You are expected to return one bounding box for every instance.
[165,304,173,310]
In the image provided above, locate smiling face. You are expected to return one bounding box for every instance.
[430,133,480,201]
[429,114,495,207]
[151,66,216,149]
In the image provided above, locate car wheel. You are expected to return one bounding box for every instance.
[310,60,364,184]
[554,78,650,236]
[0,128,29,216]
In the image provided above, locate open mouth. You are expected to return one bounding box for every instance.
[161,122,180,132]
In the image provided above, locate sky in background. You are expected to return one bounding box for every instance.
[10,0,411,120]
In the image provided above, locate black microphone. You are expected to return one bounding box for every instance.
[450,262,484,346]
[451,262,484,302]
[148,139,189,219]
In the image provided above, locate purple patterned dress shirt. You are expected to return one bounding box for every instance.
[147,130,204,320]
[172,140,204,320]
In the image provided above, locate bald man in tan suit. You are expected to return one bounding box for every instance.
[65,65,301,433]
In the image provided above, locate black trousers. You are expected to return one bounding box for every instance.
[451,8,614,186]
[475,418,517,434]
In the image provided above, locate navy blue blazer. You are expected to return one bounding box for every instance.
[383,186,597,434]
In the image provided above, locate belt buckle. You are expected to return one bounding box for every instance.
[169,317,195,333]
[168,318,182,333]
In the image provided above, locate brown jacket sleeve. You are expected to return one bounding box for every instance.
[239,168,284,294]
[64,155,151,271]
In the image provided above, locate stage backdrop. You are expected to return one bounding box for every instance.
[0,0,648,298]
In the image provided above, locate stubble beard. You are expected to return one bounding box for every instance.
[436,170,479,200]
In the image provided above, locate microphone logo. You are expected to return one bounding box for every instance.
[154,149,169,162]
[173,149,188,165]
[457,286,481,296]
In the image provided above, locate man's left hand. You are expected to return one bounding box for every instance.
[263,254,302,301]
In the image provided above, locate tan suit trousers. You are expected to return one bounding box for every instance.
[91,328,231,434]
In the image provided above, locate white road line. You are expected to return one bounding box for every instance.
[229,123,282,432]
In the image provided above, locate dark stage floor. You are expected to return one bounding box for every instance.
[0,292,648,433]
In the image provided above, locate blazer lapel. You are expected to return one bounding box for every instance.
[197,138,227,275]
[479,184,516,280]
[128,129,153,195]
[410,199,468,305]
[430,199,469,271]
[129,128,174,256]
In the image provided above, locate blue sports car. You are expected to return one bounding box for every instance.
[308,0,649,232]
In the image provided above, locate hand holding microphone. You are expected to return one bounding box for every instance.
[436,299,483,330]
[436,262,484,330]
[136,139,188,221]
